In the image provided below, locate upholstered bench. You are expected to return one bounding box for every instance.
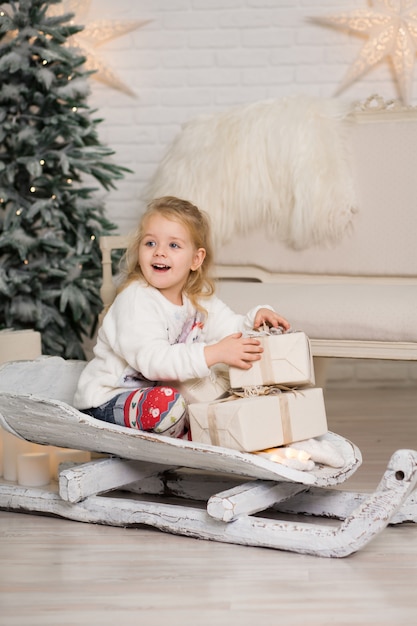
[100,97,417,379]
[213,100,417,364]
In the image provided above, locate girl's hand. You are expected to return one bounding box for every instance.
[253,307,290,332]
[204,333,263,370]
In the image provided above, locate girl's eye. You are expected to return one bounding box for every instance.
[170,242,180,249]
[144,240,155,247]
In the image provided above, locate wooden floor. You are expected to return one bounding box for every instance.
[0,385,416,626]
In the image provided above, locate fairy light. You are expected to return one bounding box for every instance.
[30,186,36,193]
[71,106,78,112]
[66,178,72,184]
[39,159,45,166]
[90,235,96,241]
[51,194,57,200]
[23,259,29,265]
[16,209,22,216]
[42,59,48,65]
[256,447,312,464]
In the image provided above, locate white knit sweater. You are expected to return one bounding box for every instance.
[74,281,269,409]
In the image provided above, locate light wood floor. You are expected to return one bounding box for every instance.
[0,385,416,626]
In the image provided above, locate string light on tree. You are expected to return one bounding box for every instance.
[311,0,417,105]
[0,0,130,359]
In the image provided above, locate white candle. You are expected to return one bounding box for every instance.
[50,449,91,480]
[17,452,51,487]
[2,430,36,482]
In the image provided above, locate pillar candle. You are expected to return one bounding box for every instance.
[2,430,36,482]
[0,329,43,480]
[17,452,51,487]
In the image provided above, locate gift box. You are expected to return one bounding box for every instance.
[0,329,42,366]
[229,331,315,389]
[189,387,327,452]
[170,369,230,404]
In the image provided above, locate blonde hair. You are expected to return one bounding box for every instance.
[119,196,215,311]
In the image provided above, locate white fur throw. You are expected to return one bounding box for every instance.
[143,95,357,249]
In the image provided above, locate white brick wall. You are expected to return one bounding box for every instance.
[87,0,417,234]
[82,0,416,386]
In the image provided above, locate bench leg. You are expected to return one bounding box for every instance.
[313,356,331,387]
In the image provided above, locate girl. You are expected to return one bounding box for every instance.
[74,196,290,438]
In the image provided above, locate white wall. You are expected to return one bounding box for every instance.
[85,0,417,233]
[82,0,416,386]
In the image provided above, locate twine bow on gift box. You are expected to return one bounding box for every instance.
[232,384,303,398]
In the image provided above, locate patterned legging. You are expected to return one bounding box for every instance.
[82,386,188,439]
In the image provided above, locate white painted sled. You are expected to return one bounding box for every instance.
[0,357,416,558]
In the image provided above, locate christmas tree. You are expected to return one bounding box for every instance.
[0,0,128,359]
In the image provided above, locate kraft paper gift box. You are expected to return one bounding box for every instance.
[229,331,315,389]
[189,387,327,452]
[168,369,230,404]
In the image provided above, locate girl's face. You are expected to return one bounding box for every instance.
[138,214,205,305]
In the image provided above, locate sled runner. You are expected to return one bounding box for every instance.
[0,356,416,558]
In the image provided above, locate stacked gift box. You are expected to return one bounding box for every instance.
[188,330,329,453]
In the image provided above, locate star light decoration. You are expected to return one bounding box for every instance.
[311,0,417,105]
[48,0,149,96]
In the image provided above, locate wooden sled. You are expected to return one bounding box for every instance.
[0,357,416,558]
